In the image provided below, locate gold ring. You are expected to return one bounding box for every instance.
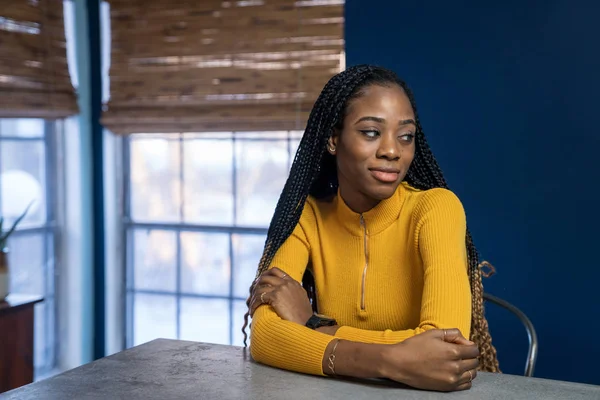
[282,273,287,279]
[468,370,473,382]
[260,292,266,304]
[443,329,447,341]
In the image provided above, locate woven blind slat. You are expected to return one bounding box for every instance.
[111,42,344,59]
[107,66,337,103]
[111,25,343,49]
[109,6,343,28]
[0,91,77,118]
[1,2,42,21]
[103,103,313,134]
[102,0,344,134]
[0,0,78,119]
[0,58,71,81]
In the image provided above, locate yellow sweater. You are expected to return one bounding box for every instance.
[250,182,471,376]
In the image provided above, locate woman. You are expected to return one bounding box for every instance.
[242,65,499,392]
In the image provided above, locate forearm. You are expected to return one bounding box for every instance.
[252,307,391,379]
[251,307,335,376]
[317,325,429,344]
[316,325,340,335]
[321,338,388,379]
[334,325,426,344]
[320,323,467,345]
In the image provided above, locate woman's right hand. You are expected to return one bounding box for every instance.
[381,329,480,392]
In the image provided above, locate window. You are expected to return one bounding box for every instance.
[124,131,302,347]
[0,118,60,377]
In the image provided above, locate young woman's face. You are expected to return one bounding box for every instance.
[328,84,416,211]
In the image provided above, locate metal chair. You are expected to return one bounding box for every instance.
[483,292,538,377]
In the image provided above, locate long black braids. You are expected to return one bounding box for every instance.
[242,64,500,372]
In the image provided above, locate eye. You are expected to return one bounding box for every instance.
[400,133,415,143]
[359,129,380,138]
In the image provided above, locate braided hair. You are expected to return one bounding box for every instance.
[242,64,500,372]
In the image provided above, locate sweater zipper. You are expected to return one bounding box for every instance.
[360,215,369,311]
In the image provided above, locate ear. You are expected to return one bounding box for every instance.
[327,129,340,155]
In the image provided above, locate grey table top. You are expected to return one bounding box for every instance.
[2,339,599,400]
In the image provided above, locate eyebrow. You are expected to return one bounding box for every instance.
[355,116,416,126]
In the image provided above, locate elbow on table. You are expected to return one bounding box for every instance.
[248,310,273,364]
[248,332,265,364]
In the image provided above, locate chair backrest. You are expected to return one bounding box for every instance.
[483,292,538,377]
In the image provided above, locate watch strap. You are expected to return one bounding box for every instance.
[305,314,337,330]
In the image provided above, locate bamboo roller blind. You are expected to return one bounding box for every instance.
[0,0,78,118]
[102,0,345,134]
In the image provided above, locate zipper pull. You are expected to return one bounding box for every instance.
[360,214,365,226]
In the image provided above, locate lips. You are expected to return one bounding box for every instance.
[369,168,401,183]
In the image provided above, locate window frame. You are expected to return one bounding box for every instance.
[0,119,61,377]
[122,132,301,347]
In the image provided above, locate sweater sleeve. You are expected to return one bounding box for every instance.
[334,189,472,344]
[250,204,337,376]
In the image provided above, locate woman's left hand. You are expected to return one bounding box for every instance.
[249,267,314,325]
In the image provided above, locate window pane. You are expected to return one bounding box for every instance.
[184,132,232,140]
[0,119,44,138]
[34,300,55,372]
[34,302,46,370]
[180,298,229,345]
[0,140,46,227]
[46,233,55,296]
[232,234,265,298]
[133,229,177,292]
[45,299,55,371]
[232,300,250,347]
[182,137,233,225]
[129,136,181,222]
[289,131,303,139]
[236,131,288,139]
[133,293,177,345]
[8,232,45,296]
[180,232,230,296]
[289,137,302,171]
[235,139,288,227]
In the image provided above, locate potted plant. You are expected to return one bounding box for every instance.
[0,202,34,301]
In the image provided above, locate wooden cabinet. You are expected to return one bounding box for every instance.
[0,295,43,393]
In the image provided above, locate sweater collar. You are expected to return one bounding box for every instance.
[334,183,406,236]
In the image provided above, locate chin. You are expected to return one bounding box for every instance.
[367,183,400,200]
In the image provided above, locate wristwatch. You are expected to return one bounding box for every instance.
[305,314,337,330]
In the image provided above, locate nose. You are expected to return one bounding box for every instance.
[376,132,400,160]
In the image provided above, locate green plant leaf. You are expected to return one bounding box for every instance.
[1,201,35,246]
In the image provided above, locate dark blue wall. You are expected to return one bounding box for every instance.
[345,0,600,384]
